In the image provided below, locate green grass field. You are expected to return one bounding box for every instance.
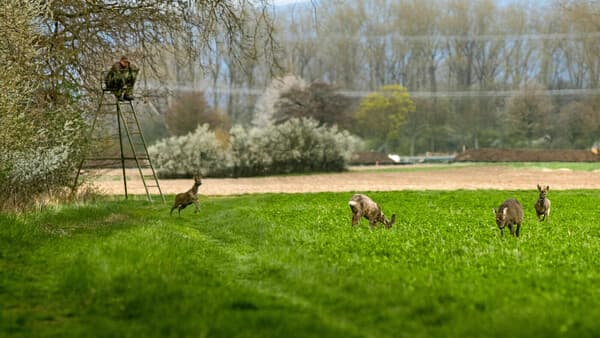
[353,162,600,173]
[2,191,599,337]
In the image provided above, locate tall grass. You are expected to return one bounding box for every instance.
[1,191,599,337]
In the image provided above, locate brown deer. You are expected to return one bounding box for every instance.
[534,184,551,222]
[493,198,523,237]
[170,176,202,216]
[348,194,396,229]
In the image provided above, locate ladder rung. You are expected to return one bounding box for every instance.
[77,93,165,203]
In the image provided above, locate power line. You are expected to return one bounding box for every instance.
[145,82,600,98]
[278,31,600,43]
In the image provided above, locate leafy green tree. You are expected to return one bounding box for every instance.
[353,84,415,152]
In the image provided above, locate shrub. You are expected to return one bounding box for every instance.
[261,118,361,174]
[0,115,85,211]
[228,125,272,177]
[148,124,229,178]
[0,2,87,211]
[149,118,362,178]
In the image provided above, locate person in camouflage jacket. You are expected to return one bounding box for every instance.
[105,56,138,101]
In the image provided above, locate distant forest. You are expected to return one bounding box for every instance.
[164,0,600,154]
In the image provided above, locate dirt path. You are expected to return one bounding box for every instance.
[89,165,600,196]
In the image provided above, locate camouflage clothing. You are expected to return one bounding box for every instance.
[105,58,138,100]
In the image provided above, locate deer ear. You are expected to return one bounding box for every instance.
[546,185,550,191]
[537,184,541,191]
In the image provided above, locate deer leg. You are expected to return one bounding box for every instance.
[170,206,176,216]
[508,224,514,236]
[351,212,361,227]
[194,200,200,213]
[369,219,378,229]
[516,223,521,237]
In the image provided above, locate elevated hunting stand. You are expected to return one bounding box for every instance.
[73,83,165,202]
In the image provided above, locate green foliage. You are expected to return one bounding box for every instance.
[149,118,363,177]
[1,190,599,337]
[353,85,416,152]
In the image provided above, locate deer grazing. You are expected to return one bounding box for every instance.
[534,184,551,222]
[493,198,523,237]
[348,194,396,229]
[170,175,202,216]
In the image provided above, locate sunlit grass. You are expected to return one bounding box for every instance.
[351,162,600,173]
[2,191,599,337]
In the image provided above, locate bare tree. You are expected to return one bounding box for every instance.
[165,92,230,137]
[36,0,280,101]
[273,81,354,128]
[505,83,554,148]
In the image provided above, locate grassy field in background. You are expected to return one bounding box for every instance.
[353,162,600,173]
[2,190,599,337]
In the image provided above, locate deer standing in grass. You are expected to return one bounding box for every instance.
[170,176,202,216]
[534,184,551,222]
[348,194,396,229]
[494,198,523,237]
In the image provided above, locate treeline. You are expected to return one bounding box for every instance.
[179,0,600,153]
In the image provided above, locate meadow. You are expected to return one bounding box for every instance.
[1,190,599,337]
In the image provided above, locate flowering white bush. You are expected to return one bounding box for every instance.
[149,118,362,177]
[149,124,229,178]
[0,117,84,210]
[263,118,362,174]
[0,2,88,210]
[228,125,272,177]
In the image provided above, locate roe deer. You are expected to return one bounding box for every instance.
[534,184,551,222]
[348,194,396,229]
[170,176,202,216]
[493,198,523,237]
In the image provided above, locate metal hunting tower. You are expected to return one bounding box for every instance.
[73,83,165,202]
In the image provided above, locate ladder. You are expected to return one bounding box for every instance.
[73,88,165,202]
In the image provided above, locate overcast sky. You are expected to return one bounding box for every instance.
[272,0,307,6]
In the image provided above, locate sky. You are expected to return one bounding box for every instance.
[272,0,308,6]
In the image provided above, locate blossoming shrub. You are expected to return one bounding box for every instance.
[148,118,362,177]
[0,2,87,211]
[148,124,229,178]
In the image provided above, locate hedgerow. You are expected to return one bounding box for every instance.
[148,118,362,177]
